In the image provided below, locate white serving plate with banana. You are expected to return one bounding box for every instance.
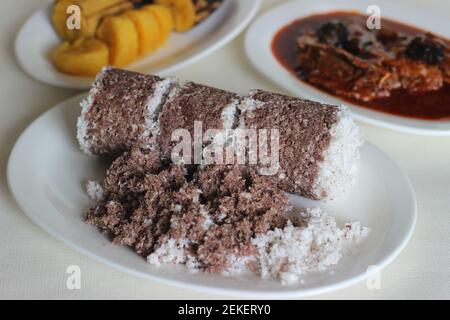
[15,0,260,89]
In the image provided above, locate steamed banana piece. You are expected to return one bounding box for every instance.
[51,38,109,76]
[52,0,75,40]
[124,9,161,55]
[141,5,174,45]
[154,0,195,32]
[52,0,134,40]
[97,16,139,67]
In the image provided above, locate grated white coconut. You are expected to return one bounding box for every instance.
[85,180,105,202]
[147,238,190,266]
[252,207,369,285]
[222,255,255,276]
[77,67,107,155]
[199,206,214,230]
[221,103,239,130]
[144,77,176,138]
[211,99,240,147]
[313,106,364,200]
[145,206,368,285]
[238,92,265,114]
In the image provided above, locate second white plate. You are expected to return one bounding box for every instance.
[245,0,450,135]
[16,0,260,89]
[7,94,417,298]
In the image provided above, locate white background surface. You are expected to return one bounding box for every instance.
[0,0,449,299]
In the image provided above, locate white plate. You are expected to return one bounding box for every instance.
[245,0,450,136]
[7,94,416,298]
[15,0,260,89]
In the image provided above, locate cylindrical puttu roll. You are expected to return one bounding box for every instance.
[157,81,240,158]
[77,67,174,156]
[78,68,362,200]
[239,89,363,200]
[78,67,239,158]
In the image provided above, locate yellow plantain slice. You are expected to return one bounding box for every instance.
[141,4,174,45]
[123,10,161,56]
[97,16,139,67]
[155,0,196,32]
[52,0,134,40]
[52,0,81,40]
[51,38,109,76]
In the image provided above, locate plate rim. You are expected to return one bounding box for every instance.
[244,0,450,136]
[15,0,261,90]
[7,93,417,298]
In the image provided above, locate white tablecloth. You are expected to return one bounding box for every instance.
[0,0,449,299]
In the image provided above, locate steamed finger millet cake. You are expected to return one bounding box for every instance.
[157,81,240,157]
[78,67,175,157]
[80,68,369,284]
[85,148,290,274]
[85,148,369,284]
[78,68,362,201]
[239,89,363,200]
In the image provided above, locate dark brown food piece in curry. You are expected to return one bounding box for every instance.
[272,11,450,120]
